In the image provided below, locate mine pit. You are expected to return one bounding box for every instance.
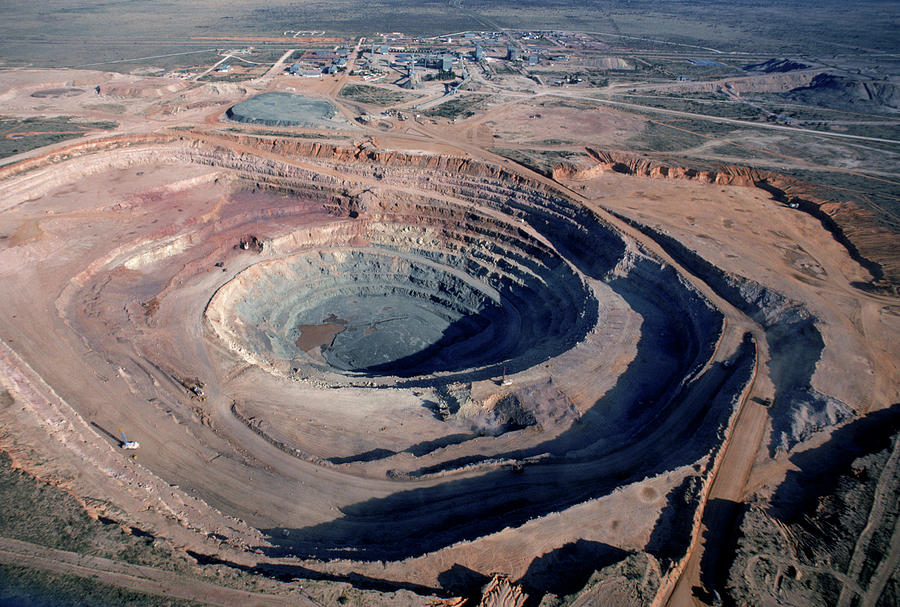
[1,130,890,603]
[0,7,897,601]
[0,137,732,559]
[208,235,597,379]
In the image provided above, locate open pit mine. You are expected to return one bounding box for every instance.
[0,130,896,606]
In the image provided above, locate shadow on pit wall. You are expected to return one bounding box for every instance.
[185,550,449,598]
[229,199,754,598]
[355,286,597,384]
[516,539,630,605]
[768,401,900,523]
[186,540,633,603]
[609,212,844,457]
[258,322,753,564]
[644,474,704,569]
[262,197,751,578]
[326,433,475,465]
[333,265,724,479]
[371,188,626,389]
[433,540,632,606]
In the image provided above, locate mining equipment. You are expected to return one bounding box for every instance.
[120,428,140,450]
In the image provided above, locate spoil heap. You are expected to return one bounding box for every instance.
[226,92,341,128]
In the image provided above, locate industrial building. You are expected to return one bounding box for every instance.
[401,63,422,89]
[286,63,322,78]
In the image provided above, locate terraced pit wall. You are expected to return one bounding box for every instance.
[0,132,764,592]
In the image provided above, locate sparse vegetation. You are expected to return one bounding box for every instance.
[339,84,416,106]
[782,169,900,227]
[0,0,897,69]
[626,120,710,153]
[422,70,457,81]
[491,63,518,75]
[0,116,117,160]
[423,95,490,119]
[0,565,205,607]
[83,103,127,115]
[616,94,766,120]
[0,450,308,599]
[530,138,576,146]
[0,452,186,570]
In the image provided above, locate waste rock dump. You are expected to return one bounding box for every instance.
[225,92,342,128]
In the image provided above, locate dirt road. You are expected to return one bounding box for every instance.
[0,537,319,606]
[662,396,770,606]
[261,48,298,81]
[193,55,231,82]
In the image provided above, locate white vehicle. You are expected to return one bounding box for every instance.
[119,428,140,450]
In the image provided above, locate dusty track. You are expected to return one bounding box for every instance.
[0,537,317,607]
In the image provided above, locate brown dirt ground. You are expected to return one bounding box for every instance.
[0,68,897,606]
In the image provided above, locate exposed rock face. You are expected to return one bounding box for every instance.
[607,213,853,454]
[16,133,745,562]
[573,147,898,292]
[477,575,528,607]
[428,575,528,607]
[206,210,597,380]
[454,382,579,435]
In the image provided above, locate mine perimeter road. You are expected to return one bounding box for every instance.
[0,537,320,607]
[479,87,900,146]
[663,398,770,606]
[579,96,900,146]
